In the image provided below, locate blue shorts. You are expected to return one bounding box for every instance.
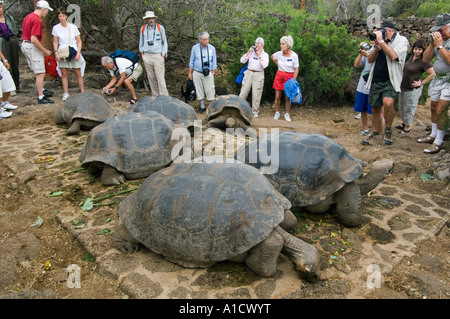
[354,91,372,114]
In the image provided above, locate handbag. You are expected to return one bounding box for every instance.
[235,63,248,85]
[58,46,70,60]
[58,24,72,61]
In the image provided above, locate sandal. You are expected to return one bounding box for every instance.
[424,143,443,154]
[129,98,138,104]
[401,129,411,134]
[417,135,435,144]
[395,123,405,130]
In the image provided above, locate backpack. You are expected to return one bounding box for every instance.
[109,50,139,73]
[181,79,196,103]
[45,56,59,78]
[284,78,302,104]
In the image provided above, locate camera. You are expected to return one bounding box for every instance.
[148,41,154,46]
[202,68,210,76]
[102,89,111,95]
[360,43,371,51]
[369,29,386,42]
[252,46,257,52]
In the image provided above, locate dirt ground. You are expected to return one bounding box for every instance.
[0,64,448,301]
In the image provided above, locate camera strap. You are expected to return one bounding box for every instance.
[200,43,210,69]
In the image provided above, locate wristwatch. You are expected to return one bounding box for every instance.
[437,45,444,51]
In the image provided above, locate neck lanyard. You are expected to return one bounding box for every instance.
[147,24,156,44]
[200,43,209,68]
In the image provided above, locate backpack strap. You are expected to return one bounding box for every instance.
[142,23,162,35]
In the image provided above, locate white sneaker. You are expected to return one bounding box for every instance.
[354,112,361,119]
[284,113,291,122]
[1,101,18,110]
[0,107,12,118]
[62,93,70,102]
[253,112,258,118]
[273,112,280,120]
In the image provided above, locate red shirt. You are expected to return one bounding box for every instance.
[22,12,42,42]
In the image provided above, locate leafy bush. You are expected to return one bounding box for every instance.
[224,11,358,105]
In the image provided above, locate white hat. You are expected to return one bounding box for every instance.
[36,1,53,11]
[143,11,157,19]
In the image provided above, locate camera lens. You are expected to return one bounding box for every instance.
[148,41,154,46]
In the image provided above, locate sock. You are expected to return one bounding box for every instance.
[1,101,6,106]
[430,123,438,138]
[435,129,445,146]
[200,100,205,109]
[39,95,44,99]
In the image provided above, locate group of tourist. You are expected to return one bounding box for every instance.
[353,15,449,154]
[0,1,448,154]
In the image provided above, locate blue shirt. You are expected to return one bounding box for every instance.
[139,23,168,57]
[189,43,217,72]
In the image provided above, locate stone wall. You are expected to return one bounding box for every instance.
[326,17,437,42]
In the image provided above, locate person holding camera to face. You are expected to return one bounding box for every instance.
[238,37,269,118]
[354,39,375,136]
[140,11,168,97]
[188,32,217,114]
[419,13,450,154]
[362,19,409,146]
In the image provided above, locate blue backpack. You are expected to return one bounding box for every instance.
[109,50,139,72]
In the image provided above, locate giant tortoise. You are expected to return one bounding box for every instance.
[54,93,115,135]
[238,131,394,227]
[130,95,198,127]
[205,95,256,137]
[113,162,320,282]
[79,111,175,186]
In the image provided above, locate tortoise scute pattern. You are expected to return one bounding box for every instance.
[244,132,363,207]
[57,92,114,125]
[119,163,288,267]
[130,95,198,126]
[79,111,175,178]
[207,94,253,125]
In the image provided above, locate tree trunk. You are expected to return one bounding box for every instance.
[300,0,306,10]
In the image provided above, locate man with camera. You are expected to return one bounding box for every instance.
[419,13,450,154]
[362,19,409,146]
[188,32,217,114]
[139,11,168,97]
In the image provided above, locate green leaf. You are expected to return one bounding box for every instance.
[97,228,112,235]
[419,173,435,181]
[81,197,94,211]
[49,190,64,197]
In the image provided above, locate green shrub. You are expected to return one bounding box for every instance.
[224,12,358,105]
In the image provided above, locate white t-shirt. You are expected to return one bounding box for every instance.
[272,51,299,73]
[357,55,372,94]
[109,57,138,77]
[51,23,80,50]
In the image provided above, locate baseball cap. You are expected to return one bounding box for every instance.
[36,1,53,11]
[380,19,395,29]
[430,13,450,32]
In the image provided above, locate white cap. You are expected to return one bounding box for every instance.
[36,1,53,11]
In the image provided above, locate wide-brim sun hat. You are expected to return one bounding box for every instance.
[143,11,157,19]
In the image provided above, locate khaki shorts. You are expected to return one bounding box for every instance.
[128,63,143,82]
[369,81,397,107]
[21,41,45,74]
[428,76,450,102]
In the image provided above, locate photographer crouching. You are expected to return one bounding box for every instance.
[362,19,409,146]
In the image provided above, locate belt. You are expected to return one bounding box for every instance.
[23,40,31,43]
[248,69,262,72]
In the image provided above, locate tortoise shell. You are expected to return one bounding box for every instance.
[118,162,290,267]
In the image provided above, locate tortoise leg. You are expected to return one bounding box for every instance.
[67,120,81,135]
[112,222,141,253]
[335,181,362,227]
[101,165,126,186]
[245,230,283,277]
[279,209,298,231]
[274,226,320,282]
